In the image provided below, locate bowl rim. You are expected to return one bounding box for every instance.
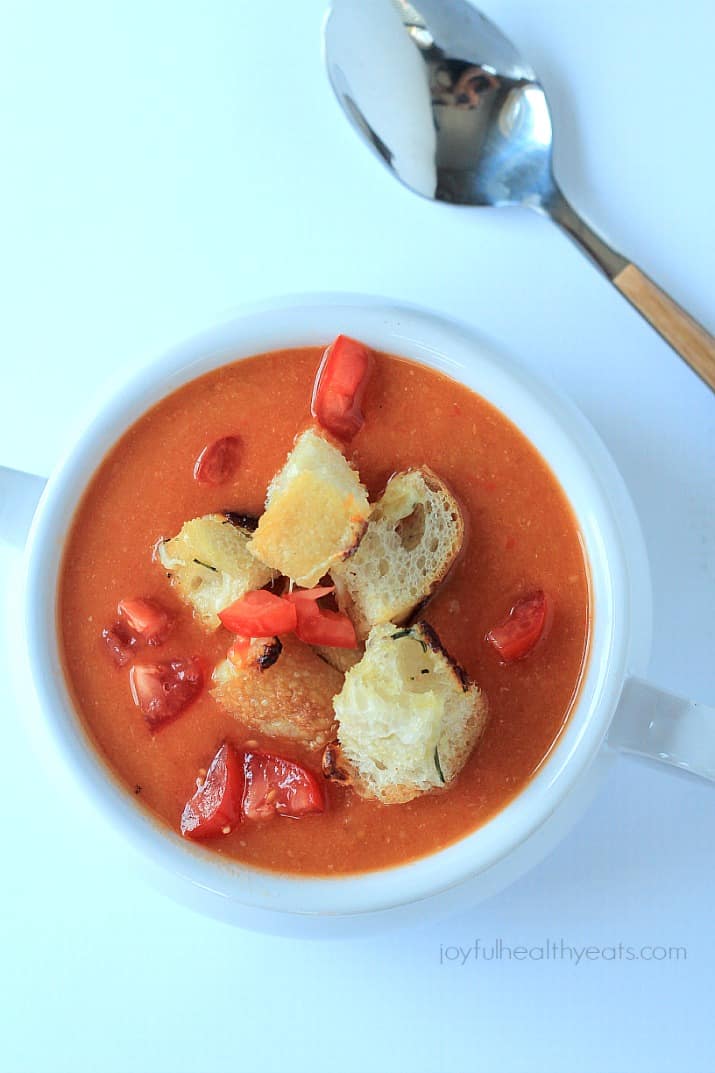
[23,292,652,917]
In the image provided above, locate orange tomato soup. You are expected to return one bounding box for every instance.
[59,348,589,875]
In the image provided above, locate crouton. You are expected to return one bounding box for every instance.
[331,621,487,804]
[211,635,343,750]
[157,514,277,629]
[248,429,370,588]
[331,468,464,639]
[313,643,364,674]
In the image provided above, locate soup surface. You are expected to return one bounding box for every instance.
[60,347,589,875]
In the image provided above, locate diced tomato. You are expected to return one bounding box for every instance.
[118,597,172,646]
[310,334,374,440]
[486,591,551,662]
[284,585,357,648]
[101,622,139,667]
[285,585,335,603]
[219,589,297,637]
[181,742,244,840]
[295,603,357,648]
[193,436,242,485]
[242,751,325,820]
[129,657,204,729]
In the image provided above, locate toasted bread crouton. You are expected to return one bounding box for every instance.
[331,468,464,639]
[248,429,370,587]
[332,622,487,804]
[211,635,343,750]
[313,644,364,674]
[157,514,277,629]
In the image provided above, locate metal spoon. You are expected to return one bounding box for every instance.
[324,0,715,391]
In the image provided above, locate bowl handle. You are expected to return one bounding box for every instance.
[609,676,715,782]
[0,466,47,548]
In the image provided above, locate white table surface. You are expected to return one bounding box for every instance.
[1,2,714,1072]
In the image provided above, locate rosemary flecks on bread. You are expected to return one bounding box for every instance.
[330,621,487,804]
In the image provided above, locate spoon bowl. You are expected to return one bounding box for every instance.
[326,0,554,208]
[324,0,715,390]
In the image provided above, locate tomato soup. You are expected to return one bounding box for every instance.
[59,348,589,875]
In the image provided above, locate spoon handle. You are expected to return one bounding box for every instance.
[547,192,715,392]
[612,265,715,390]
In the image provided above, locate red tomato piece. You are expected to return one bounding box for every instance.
[486,591,551,662]
[193,436,242,485]
[284,585,335,602]
[219,589,297,637]
[282,585,356,647]
[101,622,138,667]
[284,586,356,648]
[117,597,172,646]
[295,602,357,648]
[180,742,244,840]
[242,751,325,820]
[310,334,374,441]
[129,657,204,729]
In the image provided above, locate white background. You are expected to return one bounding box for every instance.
[1,2,714,1072]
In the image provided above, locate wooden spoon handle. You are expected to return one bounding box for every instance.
[548,192,715,393]
[614,264,715,391]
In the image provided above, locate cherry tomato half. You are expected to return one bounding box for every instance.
[193,436,242,485]
[242,751,325,820]
[117,597,172,646]
[181,742,244,839]
[101,622,139,667]
[486,591,551,662]
[129,657,204,729]
[310,335,374,441]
